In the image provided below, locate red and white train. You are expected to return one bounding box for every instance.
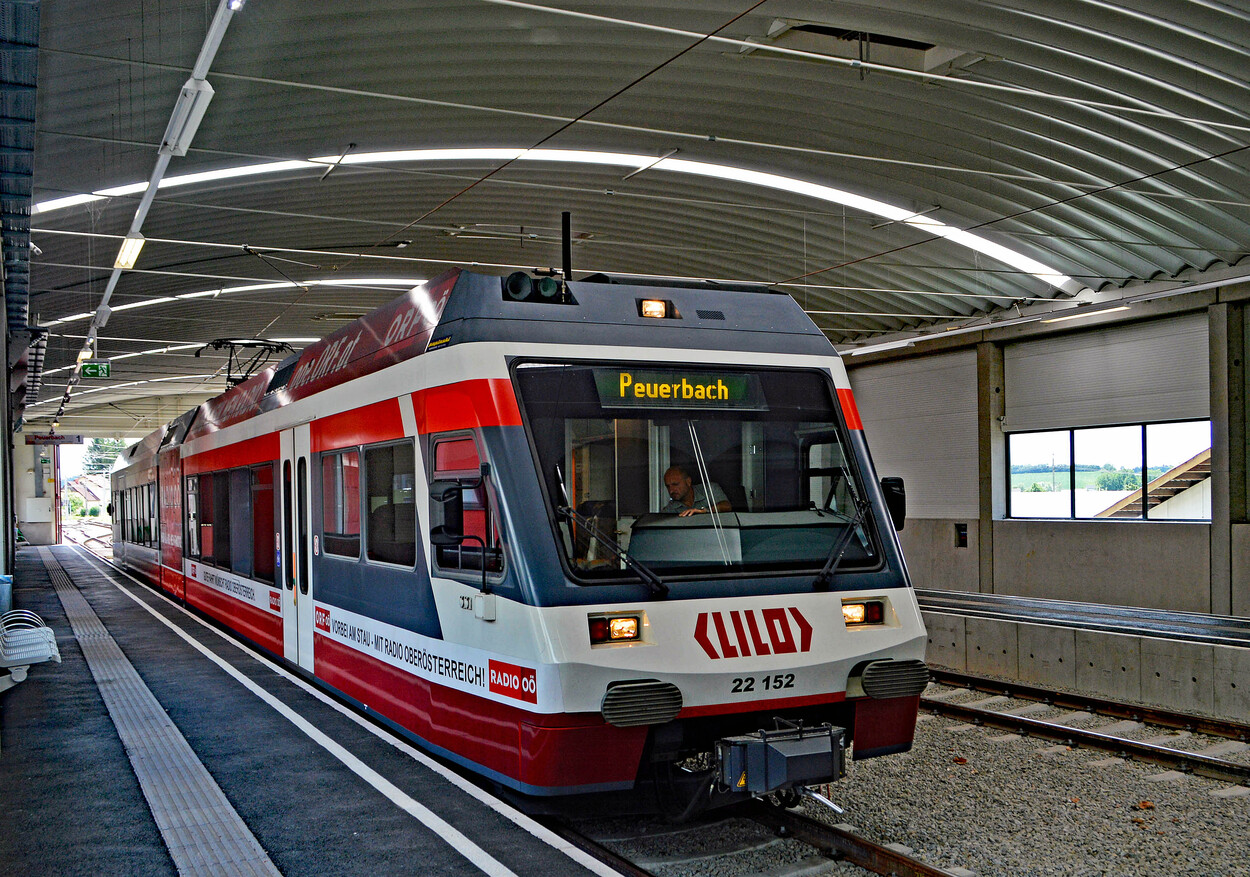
[111,268,928,811]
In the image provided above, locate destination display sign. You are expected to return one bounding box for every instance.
[593,368,766,410]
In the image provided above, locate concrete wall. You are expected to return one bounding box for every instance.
[991,520,1211,612]
[901,517,1212,614]
[13,438,55,545]
[923,612,1250,723]
[897,518,979,592]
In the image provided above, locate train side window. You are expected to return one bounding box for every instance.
[365,441,416,567]
[148,482,159,548]
[186,477,201,558]
[212,471,232,569]
[252,464,276,583]
[429,433,503,575]
[282,461,294,589]
[321,450,361,558]
[230,468,253,576]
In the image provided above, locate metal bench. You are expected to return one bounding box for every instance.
[0,609,60,693]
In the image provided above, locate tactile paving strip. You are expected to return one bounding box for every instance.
[39,548,281,877]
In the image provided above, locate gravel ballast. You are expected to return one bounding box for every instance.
[588,702,1249,877]
[805,709,1250,876]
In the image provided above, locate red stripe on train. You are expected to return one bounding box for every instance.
[185,578,283,654]
[313,634,645,790]
[678,690,844,718]
[413,379,522,433]
[837,388,863,430]
[184,433,281,474]
[312,398,405,452]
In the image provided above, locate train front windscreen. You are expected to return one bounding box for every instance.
[513,361,880,581]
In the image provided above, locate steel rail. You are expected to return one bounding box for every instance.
[745,801,961,877]
[929,670,1250,741]
[535,818,659,877]
[922,699,1250,785]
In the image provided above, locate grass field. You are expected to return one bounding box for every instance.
[1010,468,1168,491]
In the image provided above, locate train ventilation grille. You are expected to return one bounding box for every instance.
[601,679,683,727]
[861,659,929,699]
[696,309,726,320]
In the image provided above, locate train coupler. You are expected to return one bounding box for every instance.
[716,721,846,796]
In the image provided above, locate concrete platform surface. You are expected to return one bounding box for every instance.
[0,546,612,877]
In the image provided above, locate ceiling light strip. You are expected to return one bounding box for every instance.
[34,148,1072,289]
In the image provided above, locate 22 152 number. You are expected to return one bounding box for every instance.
[730,673,795,694]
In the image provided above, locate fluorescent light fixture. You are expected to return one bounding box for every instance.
[113,236,145,271]
[849,338,916,356]
[160,78,215,157]
[114,233,146,269]
[1041,305,1130,324]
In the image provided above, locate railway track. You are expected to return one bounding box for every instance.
[555,799,969,877]
[921,670,1250,786]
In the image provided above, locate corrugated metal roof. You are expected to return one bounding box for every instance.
[19,0,1250,435]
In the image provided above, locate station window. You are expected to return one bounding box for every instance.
[321,450,361,558]
[365,441,416,566]
[429,434,502,574]
[1006,420,1211,520]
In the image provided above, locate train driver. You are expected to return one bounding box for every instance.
[662,465,732,517]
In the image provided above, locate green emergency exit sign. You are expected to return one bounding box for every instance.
[82,360,111,378]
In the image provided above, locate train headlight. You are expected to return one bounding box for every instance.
[589,613,641,644]
[639,299,669,318]
[842,600,885,625]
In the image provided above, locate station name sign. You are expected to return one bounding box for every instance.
[594,368,766,410]
[25,434,84,445]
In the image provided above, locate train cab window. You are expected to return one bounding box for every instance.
[429,434,503,575]
[513,363,878,581]
[252,464,276,583]
[321,450,361,558]
[365,442,417,567]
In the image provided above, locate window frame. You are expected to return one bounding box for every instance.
[1005,418,1212,521]
[427,430,505,579]
[363,439,419,568]
[319,448,362,560]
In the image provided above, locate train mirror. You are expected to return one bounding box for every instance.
[106,503,115,516]
[880,476,906,531]
[429,480,465,546]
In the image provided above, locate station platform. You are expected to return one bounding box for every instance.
[0,545,611,877]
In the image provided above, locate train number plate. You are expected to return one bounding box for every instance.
[731,673,796,694]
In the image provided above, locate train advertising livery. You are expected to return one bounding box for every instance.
[186,560,282,617]
[313,603,556,711]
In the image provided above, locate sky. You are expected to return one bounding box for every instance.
[1009,421,1212,470]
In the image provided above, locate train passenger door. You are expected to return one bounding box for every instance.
[280,423,315,671]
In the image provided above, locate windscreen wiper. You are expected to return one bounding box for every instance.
[555,505,669,599]
[812,498,869,591]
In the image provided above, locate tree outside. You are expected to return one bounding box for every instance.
[82,437,126,473]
